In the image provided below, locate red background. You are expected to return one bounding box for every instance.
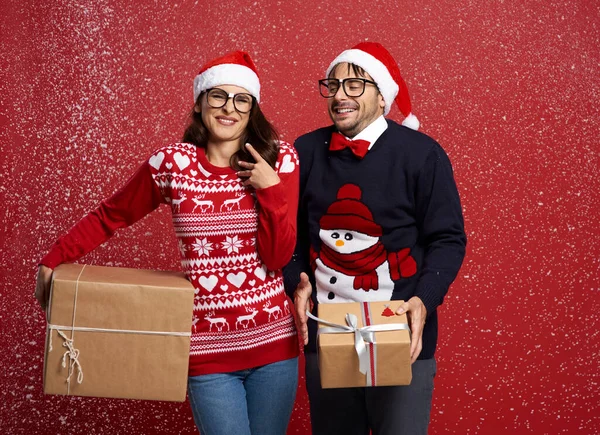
[1,0,599,433]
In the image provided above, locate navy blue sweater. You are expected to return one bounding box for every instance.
[284,119,466,359]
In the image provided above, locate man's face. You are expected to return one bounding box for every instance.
[327,63,385,138]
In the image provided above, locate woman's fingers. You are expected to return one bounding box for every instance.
[35,265,53,311]
[237,170,253,178]
[244,143,264,162]
[238,144,280,189]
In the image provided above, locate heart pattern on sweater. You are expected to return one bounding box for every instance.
[279,154,295,173]
[227,272,247,288]
[199,275,218,292]
[149,152,165,170]
[254,265,267,281]
[174,152,190,170]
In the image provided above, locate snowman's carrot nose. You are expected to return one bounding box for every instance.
[335,240,344,247]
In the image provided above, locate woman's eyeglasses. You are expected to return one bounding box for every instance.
[206,88,254,113]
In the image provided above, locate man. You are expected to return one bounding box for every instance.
[284,42,467,435]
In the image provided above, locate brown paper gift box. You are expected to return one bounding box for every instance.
[43,264,195,401]
[316,301,412,389]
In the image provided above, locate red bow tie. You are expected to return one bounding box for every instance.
[329,132,371,159]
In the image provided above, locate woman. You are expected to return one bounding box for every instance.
[35,51,300,435]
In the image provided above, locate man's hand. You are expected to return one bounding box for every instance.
[396,296,427,363]
[237,143,281,189]
[293,272,312,345]
[35,265,53,311]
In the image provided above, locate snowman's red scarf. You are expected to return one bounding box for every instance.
[319,242,387,290]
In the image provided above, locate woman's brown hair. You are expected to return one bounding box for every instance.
[181,93,279,170]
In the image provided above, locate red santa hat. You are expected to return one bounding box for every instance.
[193,51,261,103]
[320,184,383,237]
[326,42,419,130]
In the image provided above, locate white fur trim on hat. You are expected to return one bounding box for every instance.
[402,113,420,130]
[326,49,399,115]
[193,63,261,103]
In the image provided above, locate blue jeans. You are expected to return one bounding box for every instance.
[187,357,298,435]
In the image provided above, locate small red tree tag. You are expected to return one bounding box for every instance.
[381,304,395,317]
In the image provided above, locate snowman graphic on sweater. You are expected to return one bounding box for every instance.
[312,184,417,303]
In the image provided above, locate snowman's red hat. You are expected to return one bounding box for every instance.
[320,184,382,237]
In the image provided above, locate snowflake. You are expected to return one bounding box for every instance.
[221,235,244,254]
[246,238,256,247]
[178,240,187,256]
[191,237,214,257]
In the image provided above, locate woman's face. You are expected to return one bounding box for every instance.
[197,85,251,145]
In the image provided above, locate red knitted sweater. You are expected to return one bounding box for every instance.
[41,141,300,375]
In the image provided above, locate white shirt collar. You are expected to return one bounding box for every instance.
[347,115,388,151]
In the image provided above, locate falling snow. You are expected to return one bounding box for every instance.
[1,0,599,434]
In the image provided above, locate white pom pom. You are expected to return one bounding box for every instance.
[402,113,420,130]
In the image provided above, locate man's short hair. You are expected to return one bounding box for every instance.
[328,62,369,80]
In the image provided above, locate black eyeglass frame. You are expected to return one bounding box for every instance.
[318,78,378,98]
[205,88,255,113]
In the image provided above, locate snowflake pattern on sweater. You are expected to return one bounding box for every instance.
[147,142,299,375]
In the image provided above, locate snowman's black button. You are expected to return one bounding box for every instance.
[328,292,335,300]
[330,276,337,284]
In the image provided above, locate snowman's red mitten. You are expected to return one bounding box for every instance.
[388,248,417,281]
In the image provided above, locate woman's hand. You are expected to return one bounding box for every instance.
[237,143,280,189]
[35,265,54,311]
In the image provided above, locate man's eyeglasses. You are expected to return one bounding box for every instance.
[206,88,254,113]
[318,78,378,98]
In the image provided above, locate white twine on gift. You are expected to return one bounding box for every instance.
[306,310,410,376]
[48,325,193,336]
[47,264,87,394]
[56,329,84,385]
